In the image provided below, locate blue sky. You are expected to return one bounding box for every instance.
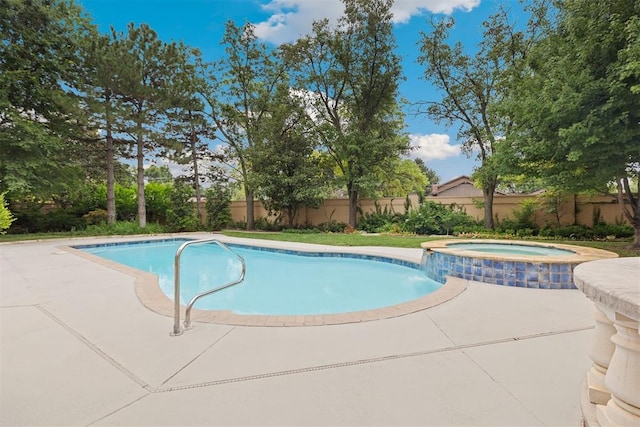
[78,0,508,183]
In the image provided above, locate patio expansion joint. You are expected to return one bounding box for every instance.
[151,325,595,394]
[158,326,237,387]
[34,305,151,390]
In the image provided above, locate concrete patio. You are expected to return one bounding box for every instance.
[1,233,596,426]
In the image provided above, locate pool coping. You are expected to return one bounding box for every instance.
[61,237,467,327]
[421,238,618,263]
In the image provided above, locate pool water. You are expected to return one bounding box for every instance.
[79,240,441,315]
[447,242,575,256]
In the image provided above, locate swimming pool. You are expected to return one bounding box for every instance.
[76,239,443,316]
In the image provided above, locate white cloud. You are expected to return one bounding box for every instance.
[253,0,480,44]
[409,133,461,160]
[392,0,480,23]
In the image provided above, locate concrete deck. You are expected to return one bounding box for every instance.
[1,233,595,426]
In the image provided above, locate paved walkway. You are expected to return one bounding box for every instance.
[1,233,595,426]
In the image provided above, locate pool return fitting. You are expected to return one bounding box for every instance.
[171,238,246,336]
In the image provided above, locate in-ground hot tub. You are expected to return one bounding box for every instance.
[421,239,618,289]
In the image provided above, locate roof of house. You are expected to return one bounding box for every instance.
[431,175,478,196]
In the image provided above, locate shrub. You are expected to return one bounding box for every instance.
[146,182,173,224]
[592,223,634,238]
[553,224,594,240]
[358,211,405,233]
[496,198,539,234]
[317,220,348,233]
[166,183,198,232]
[403,201,478,235]
[83,209,108,225]
[254,216,283,231]
[205,185,233,230]
[358,203,406,233]
[0,193,16,234]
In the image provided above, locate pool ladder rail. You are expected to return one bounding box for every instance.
[171,238,246,336]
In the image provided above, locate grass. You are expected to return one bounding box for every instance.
[2,227,638,257]
[221,230,445,248]
[222,230,640,257]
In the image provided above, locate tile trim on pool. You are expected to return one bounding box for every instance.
[421,239,618,290]
[62,238,466,327]
[73,238,422,270]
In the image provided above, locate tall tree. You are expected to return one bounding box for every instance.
[506,0,640,247]
[117,23,177,228]
[252,86,330,227]
[163,46,213,223]
[83,30,130,225]
[0,0,94,201]
[201,21,286,230]
[416,4,548,228]
[283,0,408,228]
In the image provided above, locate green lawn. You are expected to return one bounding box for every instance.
[1,229,638,257]
[222,231,640,257]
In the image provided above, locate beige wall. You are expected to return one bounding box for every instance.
[229,195,420,226]
[226,193,630,228]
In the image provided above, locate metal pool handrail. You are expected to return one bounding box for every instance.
[171,238,246,336]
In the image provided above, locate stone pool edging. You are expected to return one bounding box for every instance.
[421,239,618,290]
[61,238,467,327]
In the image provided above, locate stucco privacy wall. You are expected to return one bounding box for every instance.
[222,193,630,228]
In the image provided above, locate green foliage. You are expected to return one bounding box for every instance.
[0,193,16,233]
[283,0,408,228]
[358,204,406,233]
[0,0,95,200]
[414,158,440,196]
[593,223,635,239]
[112,185,137,221]
[145,182,173,224]
[205,184,233,230]
[165,182,198,231]
[316,221,348,233]
[10,208,87,233]
[505,0,640,246]
[254,216,283,232]
[358,201,479,235]
[82,209,108,225]
[496,198,539,234]
[252,85,329,227]
[538,223,632,240]
[145,165,174,184]
[403,202,478,235]
[416,6,533,228]
[371,158,428,198]
[202,21,284,230]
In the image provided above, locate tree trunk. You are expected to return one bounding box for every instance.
[136,123,146,228]
[483,184,496,229]
[286,207,295,228]
[190,132,203,225]
[245,187,255,230]
[616,177,640,249]
[347,182,358,229]
[104,92,116,225]
[105,126,116,225]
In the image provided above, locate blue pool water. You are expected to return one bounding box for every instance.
[78,239,441,315]
[447,242,574,256]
